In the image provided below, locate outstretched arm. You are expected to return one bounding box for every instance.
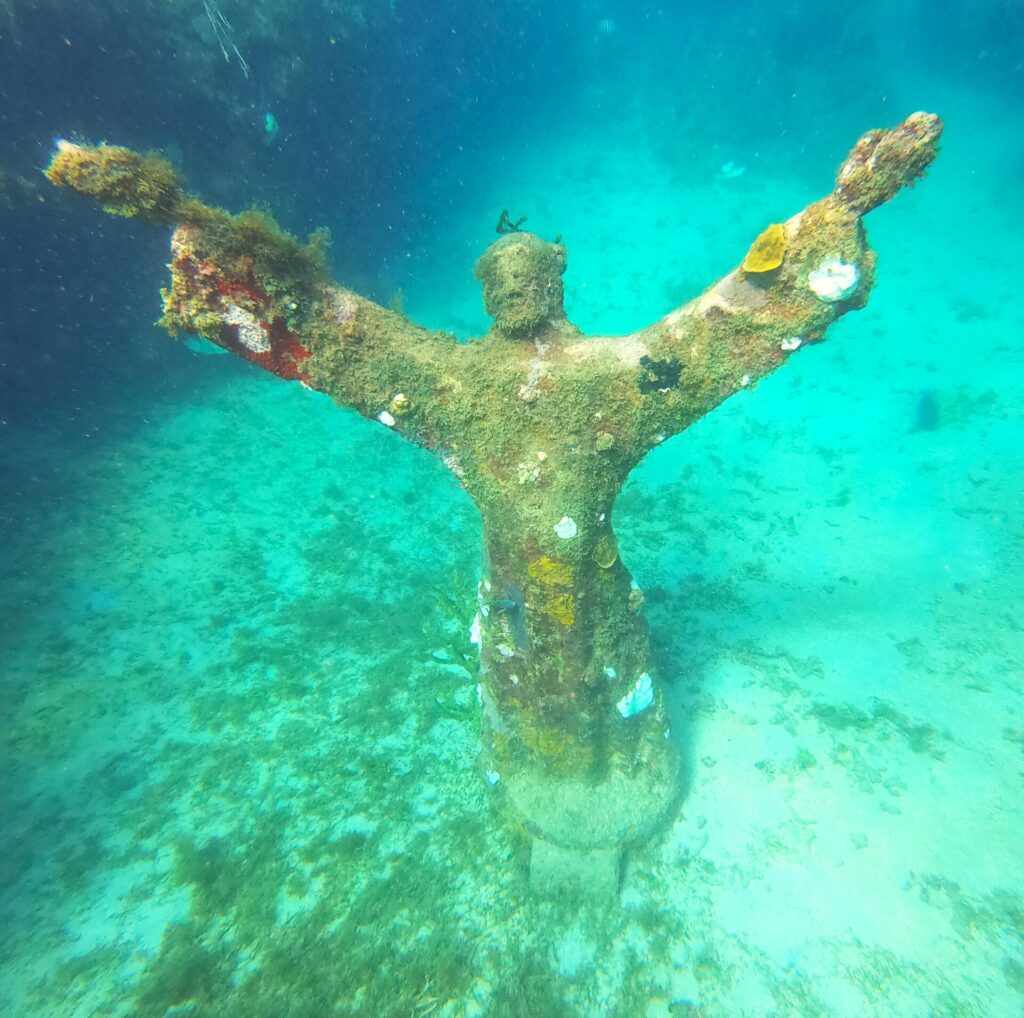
[565,112,943,452]
[46,140,462,449]
[46,114,942,463]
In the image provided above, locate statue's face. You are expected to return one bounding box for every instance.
[475,233,566,338]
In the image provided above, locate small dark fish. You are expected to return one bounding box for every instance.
[912,388,939,432]
[489,585,529,650]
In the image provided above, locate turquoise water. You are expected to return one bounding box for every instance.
[2,3,1023,1016]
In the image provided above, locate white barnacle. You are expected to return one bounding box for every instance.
[519,358,549,401]
[554,516,578,540]
[377,410,396,427]
[780,336,803,352]
[223,303,271,353]
[441,451,465,479]
[329,290,358,325]
[808,258,860,303]
[517,461,540,485]
[616,672,654,719]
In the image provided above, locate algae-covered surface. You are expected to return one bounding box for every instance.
[3,16,1024,1018]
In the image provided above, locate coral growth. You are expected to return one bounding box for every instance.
[742,222,786,274]
[526,556,574,588]
[526,556,576,626]
[223,303,271,353]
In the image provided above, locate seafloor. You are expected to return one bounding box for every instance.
[2,82,1022,1016]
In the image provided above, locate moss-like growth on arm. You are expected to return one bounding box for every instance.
[45,140,184,222]
[173,201,331,301]
[833,110,943,214]
[43,142,456,435]
[46,140,330,302]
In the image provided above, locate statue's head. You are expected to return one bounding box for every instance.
[473,232,567,339]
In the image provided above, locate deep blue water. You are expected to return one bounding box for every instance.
[1,2,1023,1016]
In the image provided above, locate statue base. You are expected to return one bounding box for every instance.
[503,760,679,900]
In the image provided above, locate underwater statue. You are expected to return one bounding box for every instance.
[46,112,942,897]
